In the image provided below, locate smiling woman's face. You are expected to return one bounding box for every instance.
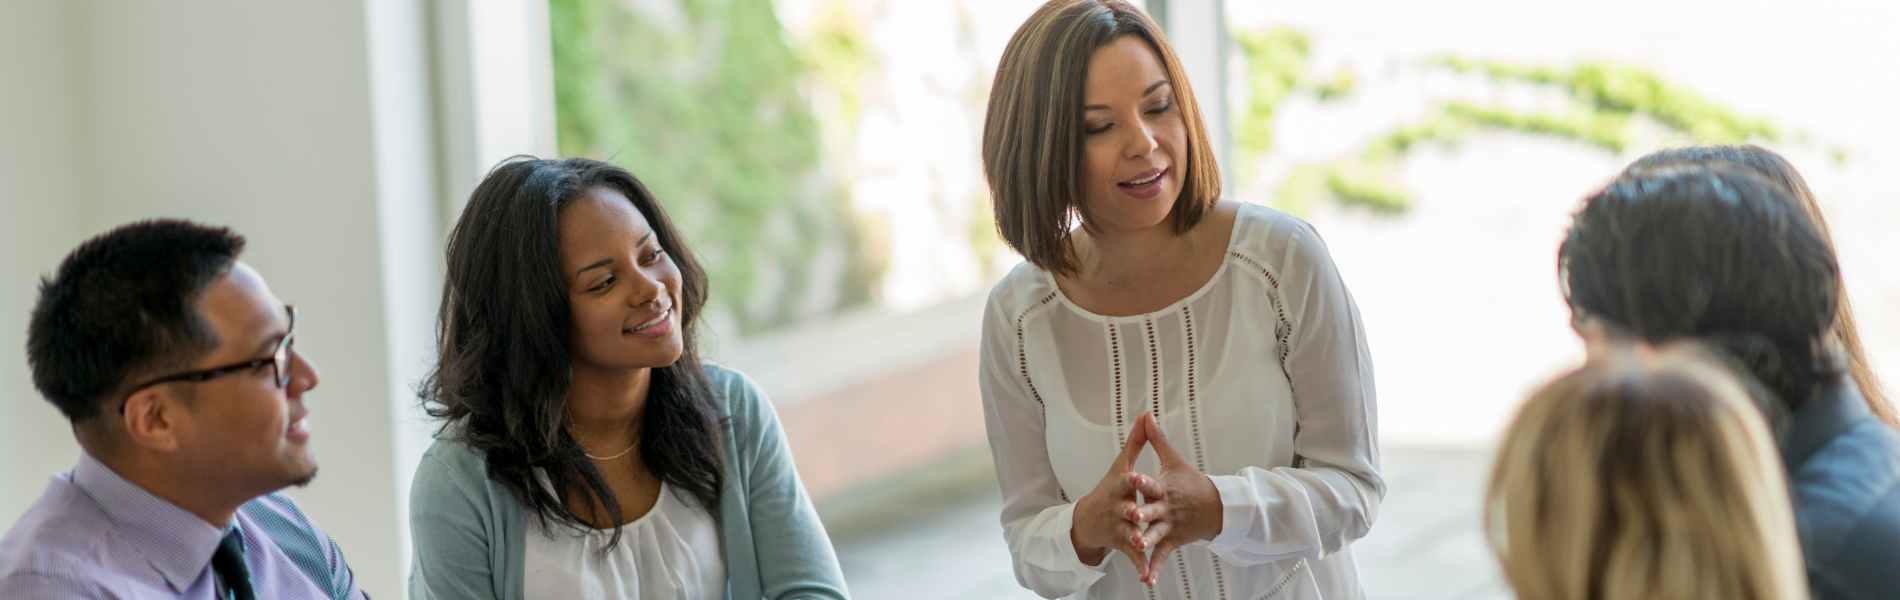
[1078,35,1188,235]
[558,187,684,370]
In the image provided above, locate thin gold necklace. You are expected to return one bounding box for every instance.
[583,441,637,461]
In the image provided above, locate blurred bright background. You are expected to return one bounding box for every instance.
[3,1,1897,599]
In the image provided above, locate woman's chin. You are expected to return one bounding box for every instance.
[1090,192,1180,232]
[575,342,685,372]
[1097,207,1175,234]
[625,339,686,370]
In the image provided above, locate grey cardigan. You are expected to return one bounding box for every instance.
[407,364,850,600]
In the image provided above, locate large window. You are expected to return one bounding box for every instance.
[1224,0,1900,440]
[547,0,1900,597]
[1226,1,1900,597]
[549,0,1126,338]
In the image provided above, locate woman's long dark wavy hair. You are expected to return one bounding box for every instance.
[1559,162,1845,415]
[423,157,724,548]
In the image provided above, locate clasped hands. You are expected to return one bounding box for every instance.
[1070,412,1222,586]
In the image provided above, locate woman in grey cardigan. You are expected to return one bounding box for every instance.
[408,157,848,600]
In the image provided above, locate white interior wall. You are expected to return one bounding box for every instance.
[0,1,485,597]
[0,0,91,529]
[77,1,412,597]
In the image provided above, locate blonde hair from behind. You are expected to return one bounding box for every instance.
[1486,343,1808,600]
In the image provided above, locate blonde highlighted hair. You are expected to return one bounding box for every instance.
[1486,344,1808,600]
[981,0,1221,275]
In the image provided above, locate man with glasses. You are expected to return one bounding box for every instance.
[0,220,366,598]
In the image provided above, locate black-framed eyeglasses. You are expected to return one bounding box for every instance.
[121,305,298,412]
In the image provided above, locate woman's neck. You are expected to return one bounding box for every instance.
[1076,221,1195,287]
[566,364,651,451]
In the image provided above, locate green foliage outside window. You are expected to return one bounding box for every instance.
[1234,27,1819,214]
[549,0,879,336]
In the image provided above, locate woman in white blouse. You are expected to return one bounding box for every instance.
[977,2,1382,598]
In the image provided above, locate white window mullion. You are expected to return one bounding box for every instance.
[1153,0,1234,194]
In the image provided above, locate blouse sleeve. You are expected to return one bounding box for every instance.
[1204,218,1384,565]
[726,372,852,600]
[979,292,1112,598]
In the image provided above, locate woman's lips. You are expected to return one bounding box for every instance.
[1117,167,1169,200]
[625,307,673,338]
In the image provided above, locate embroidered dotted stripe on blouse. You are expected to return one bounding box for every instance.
[1144,319,1162,416]
[1176,552,1197,600]
[1014,291,1059,409]
[1231,249,1296,600]
[1186,294,1229,600]
[1181,306,1209,473]
[1262,559,1307,599]
[1227,251,1294,381]
[1015,291,1068,503]
[1109,322,1127,442]
[1214,559,1229,600]
[1108,321,1130,514]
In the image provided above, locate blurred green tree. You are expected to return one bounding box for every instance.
[550,0,879,336]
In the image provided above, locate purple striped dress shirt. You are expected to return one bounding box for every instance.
[0,452,364,599]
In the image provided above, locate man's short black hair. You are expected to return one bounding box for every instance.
[27,219,247,422]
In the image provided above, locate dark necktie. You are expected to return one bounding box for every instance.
[211,528,256,600]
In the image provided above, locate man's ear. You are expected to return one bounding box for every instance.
[121,387,185,453]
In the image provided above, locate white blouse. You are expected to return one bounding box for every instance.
[523,482,726,600]
[979,203,1383,600]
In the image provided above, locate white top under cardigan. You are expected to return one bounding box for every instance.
[406,364,849,600]
[523,481,726,600]
[979,203,1383,600]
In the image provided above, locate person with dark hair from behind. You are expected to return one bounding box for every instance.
[1558,160,1900,599]
[407,157,846,599]
[1626,144,1897,430]
[0,220,365,598]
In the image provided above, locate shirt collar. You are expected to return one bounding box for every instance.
[71,451,229,592]
[1782,378,1875,469]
